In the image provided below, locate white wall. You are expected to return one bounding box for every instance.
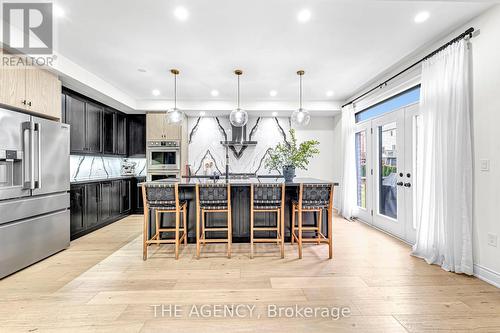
[294,116,341,184]
[467,5,500,285]
[334,4,500,286]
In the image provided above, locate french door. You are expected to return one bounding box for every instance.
[354,103,420,244]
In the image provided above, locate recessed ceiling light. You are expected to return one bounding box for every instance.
[174,6,189,21]
[269,90,278,97]
[199,111,206,116]
[297,9,311,23]
[54,5,65,18]
[152,89,160,96]
[272,112,278,117]
[210,89,219,97]
[414,11,430,23]
[326,90,334,97]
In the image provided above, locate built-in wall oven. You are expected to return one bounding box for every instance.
[147,140,180,171]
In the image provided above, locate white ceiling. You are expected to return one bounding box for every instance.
[52,0,493,112]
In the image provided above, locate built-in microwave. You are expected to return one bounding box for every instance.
[147,171,180,182]
[147,140,180,171]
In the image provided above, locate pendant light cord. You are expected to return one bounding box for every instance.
[237,74,240,109]
[174,73,177,109]
[299,74,303,110]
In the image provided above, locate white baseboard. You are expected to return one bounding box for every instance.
[474,264,500,288]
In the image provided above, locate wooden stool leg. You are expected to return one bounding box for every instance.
[143,208,148,261]
[318,209,323,245]
[298,209,303,259]
[227,209,232,259]
[250,210,254,259]
[328,209,333,259]
[196,207,200,259]
[280,209,285,259]
[175,210,180,260]
[291,206,296,245]
[276,210,280,245]
[155,210,161,246]
[183,205,188,245]
[201,210,206,247]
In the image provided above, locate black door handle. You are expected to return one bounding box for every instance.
[396,182,404,186]
[404,183,411,187]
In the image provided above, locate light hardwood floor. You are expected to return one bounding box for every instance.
[0,215,499,332]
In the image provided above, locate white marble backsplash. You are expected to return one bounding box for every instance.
[70,155,146,180]
[187,116,290,175]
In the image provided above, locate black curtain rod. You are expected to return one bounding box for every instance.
[341,27,475,108]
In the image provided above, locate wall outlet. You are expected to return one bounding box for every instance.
[487,233,498,247]
[480,159,490,171]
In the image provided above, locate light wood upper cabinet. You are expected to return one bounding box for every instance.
[25,67,61,120]
[146,113,181,140]
[164,122,181,140]
[0,54,26,109]
[146,113,165,140]
[0,53,61,120]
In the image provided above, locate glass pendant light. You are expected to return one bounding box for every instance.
[166,69,184,124]
[291,70,310,127]
[229,69,248,127]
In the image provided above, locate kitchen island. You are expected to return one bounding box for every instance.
[140,177,338,243]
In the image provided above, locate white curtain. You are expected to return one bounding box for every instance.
[339,104,357,220]
[412,39,473,274]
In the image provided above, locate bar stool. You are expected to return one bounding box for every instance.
[291,183,334,259]
[195,183,232,258]
[142,183,187,260]
[250,183,285,259]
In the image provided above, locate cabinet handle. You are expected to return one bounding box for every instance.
[27,101,32,107]
[21,100,27,105]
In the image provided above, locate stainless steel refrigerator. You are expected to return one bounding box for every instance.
[0,107,70,279]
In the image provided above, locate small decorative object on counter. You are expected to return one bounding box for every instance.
[265,129,319,182]
[121,159,137,176]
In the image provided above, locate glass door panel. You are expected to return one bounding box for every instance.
[371,110,405,239]
[355,130,367,209]
[378,122,398,219]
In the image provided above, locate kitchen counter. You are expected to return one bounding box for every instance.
[70,175,146,185]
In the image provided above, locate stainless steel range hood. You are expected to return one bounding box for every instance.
[221,124,257,147]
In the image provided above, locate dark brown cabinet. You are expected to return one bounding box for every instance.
[66,94,86,153]
[116,112,127,155]
[65,93,103,154]
[85,183,100,229]
[100,181,113,221]
[127,115,146,157]
[85,103,103,153]
[63,89,133,157]
[131,177,145,213]
[102,110,115,155]
[70,178,135,240]
[120,179,131,214]
[70,185,85,235]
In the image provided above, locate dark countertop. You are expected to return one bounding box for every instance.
[139,177,338,187]
[70,175,146,185]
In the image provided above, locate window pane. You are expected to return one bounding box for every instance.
[356,86,420,123]
[355,131,367,208]
[379,122,397,219]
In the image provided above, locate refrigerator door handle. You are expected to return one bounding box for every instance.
[21,121,35,190]
[35,122,42,189]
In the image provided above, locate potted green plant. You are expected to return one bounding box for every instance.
[265,129,320,182]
